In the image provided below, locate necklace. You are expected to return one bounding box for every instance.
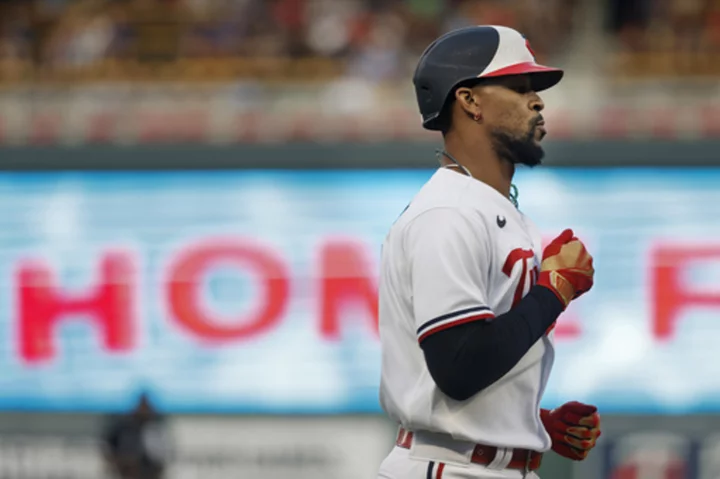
[435,149,519,208]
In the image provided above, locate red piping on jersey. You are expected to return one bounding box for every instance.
[418,313,495,342]
[436,462,445,479]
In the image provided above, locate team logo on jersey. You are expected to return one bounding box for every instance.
[496,215,507,228]
[503,248,538,308]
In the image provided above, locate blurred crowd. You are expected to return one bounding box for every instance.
[608,0,720,77]
[0,0,577,83]
[609,0,720,53]
[0,0,718,83]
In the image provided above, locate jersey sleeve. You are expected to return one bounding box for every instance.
[405,207,495,343]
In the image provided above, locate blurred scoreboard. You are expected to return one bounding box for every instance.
[0,168,718,414]
[601,431,720,479]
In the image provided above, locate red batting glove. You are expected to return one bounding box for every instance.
[536,229,594,309]
[540,401,601,461]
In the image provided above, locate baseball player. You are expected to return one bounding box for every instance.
[376,26,601,479]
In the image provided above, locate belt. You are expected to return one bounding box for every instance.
[396,428,543,472]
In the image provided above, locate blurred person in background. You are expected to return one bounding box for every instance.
[346,8,407,83]
[606,0,651,51]
[41,0,118,69]
[101,392,172,479]
[0,0,36,74]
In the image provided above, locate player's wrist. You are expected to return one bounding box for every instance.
[524,285,565,331]
[533,280,570,311]
[537,270,573,305]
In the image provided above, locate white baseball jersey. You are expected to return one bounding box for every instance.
[378,167,555,452]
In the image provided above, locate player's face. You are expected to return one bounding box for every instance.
[476,75,546,167]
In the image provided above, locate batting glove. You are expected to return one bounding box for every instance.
[540,401,601,461]
[536,229,594,309]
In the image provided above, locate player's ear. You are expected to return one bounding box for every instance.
[454,87,482,122]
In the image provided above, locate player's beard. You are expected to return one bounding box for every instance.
[489,117,545,167]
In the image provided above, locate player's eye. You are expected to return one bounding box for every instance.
[510,84,531,94]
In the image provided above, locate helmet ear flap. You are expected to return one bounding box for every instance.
[435,89,457,135]
[415,79,445,131]
[417,81,434,105]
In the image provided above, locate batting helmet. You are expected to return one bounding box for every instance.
[413,25,564,131]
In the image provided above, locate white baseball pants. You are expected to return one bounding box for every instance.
[377,444,541,479]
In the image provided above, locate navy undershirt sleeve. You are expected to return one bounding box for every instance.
[420,285,564,401]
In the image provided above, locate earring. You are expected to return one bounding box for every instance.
[473,114,481,122]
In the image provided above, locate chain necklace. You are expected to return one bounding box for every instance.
[435,149,519,208]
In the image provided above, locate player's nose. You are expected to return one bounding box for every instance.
[530,96,544,113]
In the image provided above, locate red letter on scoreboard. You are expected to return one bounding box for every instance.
[652,244,720,340]
[17,252,135,364]
[319,240,379,339]
[166,240,289,342]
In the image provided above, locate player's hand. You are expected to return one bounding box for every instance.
[536,229,594,309]
[540,401,601,461]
